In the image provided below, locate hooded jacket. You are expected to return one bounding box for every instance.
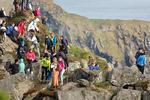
[137,55,146,66]
[89,64,100,70]
[27,18,39,31]
[26,51,35,61]
[34,9,41,17]
[40,58,51,68]
[19,59,25,72]
[58,61,65,70]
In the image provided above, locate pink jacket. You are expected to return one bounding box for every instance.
[26,52,35,60]
[17,21,25,35]
[58,61,65,69]
[34,9,41,17]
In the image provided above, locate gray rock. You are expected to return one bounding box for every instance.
[81,59,88,69]
[108,67,144,87]
[112,89,141,100]
[68,61,81,71]
[77,79,90,87]
[94,71,109,83]
[0,73,33,100]
[142,91,150,100]
[57,87,113,100]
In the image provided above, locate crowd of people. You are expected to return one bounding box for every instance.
[0,1,70,87]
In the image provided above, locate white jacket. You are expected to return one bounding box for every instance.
[27,36,38,44]
[27,18,39,32]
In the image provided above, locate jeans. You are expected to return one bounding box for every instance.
[59,69,65,85]
[137,65,144,74]
[41,66,48,80]
[27,60,32,73]
[47,69,53,81]
[31,43,40,58]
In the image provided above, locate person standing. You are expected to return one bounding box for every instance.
[34,6,41,17]
[50,33,57,52]
[135,48,143,64]
[19,59,25,72]
[17,41,26,59]
[26,48,35,74]
[137,51,146,74]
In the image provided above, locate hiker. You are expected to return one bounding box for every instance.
[19,59,25,72]
[34,6,41,17]
[88,56,94,66]
[17,20,25,38]
[26,0,32,10]
[137,51,146,74]
[17,40,27,59]
[40,55,51,83]
[26,48,35,74]
[6,23,15,40]
[13,0,21,11]
[58,57,65,85]
[0,8,6,17]
[45,35,52,52]
[60,35,68,54]
[43,49,51,58]
[51,57,59,88]
[49,33,57,52]
[42,16,48,25]
[0,20,6,28]
[0,20,7,42]
[5,60,12,73]
[51,51,57,63]
[135,48,143,65]
[89,62,100,70]
[27,32,40,58]
[11,59,19,75]
[27,18,39,32]
[57,51,68,68]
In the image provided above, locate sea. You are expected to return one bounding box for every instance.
[54,0,150,21]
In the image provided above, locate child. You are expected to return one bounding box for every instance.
[89,62,100,70]
[51,57,59,88]
[58,57,65,86]
[40,55,51,83]
[19,59,25,72]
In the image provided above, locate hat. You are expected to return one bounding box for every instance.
[21,41,25,45]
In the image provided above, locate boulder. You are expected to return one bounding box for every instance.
[81,59,88,69]
[112,89,141,100]
[57,87,113,100]
[142,91,150,100]
[68,61,81,71]
[108,67,144,87]
[77,79,90,87]
[0,73,33,100]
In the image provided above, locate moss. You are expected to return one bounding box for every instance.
[94,82,112,89]
[41,88,57,97]
[0,89,9,100]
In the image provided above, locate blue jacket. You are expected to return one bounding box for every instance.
[61,38,68,48]
[19,59,25,72]
[137,55,146,66]
[6,25,13,35]
[50,36,57,45]
[46,23,53,32]
[89,64,100,70]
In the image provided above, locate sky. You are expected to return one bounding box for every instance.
[54,0,150,21]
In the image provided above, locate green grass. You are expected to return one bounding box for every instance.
[0,89,9,100]
[94,82,112,89]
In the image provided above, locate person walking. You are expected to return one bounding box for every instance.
[19,59,25,72]
[135,48,143,65]
[137,51,146,74]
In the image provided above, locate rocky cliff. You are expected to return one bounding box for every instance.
[30,0,150,68]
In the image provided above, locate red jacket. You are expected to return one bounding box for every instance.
[26,52,35,60]
[17,21,25,35]
[34,9,41,17]
[58,61,65,69]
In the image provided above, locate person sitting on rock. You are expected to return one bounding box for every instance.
[34,6,41,17]
[26,48,35,74]
[0,7,6,17]
[40,55,51,83]
[19,59,25,73]
[11,59,19,75]
[88,56,94,66]
[137,50,146,74]
[89,62,100,70]
[27,18,39,32]
[135,48,143,65]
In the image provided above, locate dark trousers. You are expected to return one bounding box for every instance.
[41,66,49,80]
[137,65,144,74]
[27,60,32,73]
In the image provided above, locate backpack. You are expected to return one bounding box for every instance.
[36,36,40,43]
[65,38,69,45]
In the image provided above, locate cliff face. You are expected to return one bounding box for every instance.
[32,0,150,67]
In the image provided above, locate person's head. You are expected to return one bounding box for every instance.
[143,50,147,55]
[60,35,64,40]
[43,16,48,21]
[45,35,48,38]
[21,40,25,46]
[44,49,48,53]
[15,59,19,64]
[2,20,6,24]
[53,57,57,62]
[59,56,63,62]
[91,62,96,66]
[29,48,33,52]
[138,48,143,53]
[46,55,50,60]
[37,6,40,10]
[11,23,15,27]
[30,32,34,37]
[1,7,4,11]
[50,33,54,38]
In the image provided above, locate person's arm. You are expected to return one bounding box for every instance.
[89,65,93,70]
[27,21,32,31]
[32,53,35,60]
[53,37,57,45]
[95,66,100,70]
[62,39,68,48]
